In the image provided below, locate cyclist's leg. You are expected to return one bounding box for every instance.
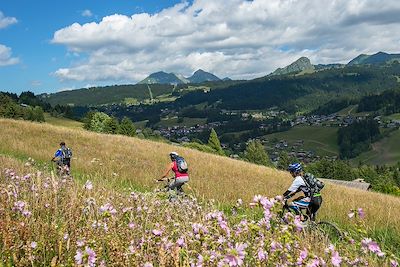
[291,197,311,221]
[310,196,322,221]
[168,177,188,194]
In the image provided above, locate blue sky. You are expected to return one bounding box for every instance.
[1,0,400,94]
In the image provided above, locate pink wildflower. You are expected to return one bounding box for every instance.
[297,248,308,265]
[294,216,305,231]
[30,241,37,249]
[391,259,399,267]
[85,247,97,266]
[257,249,267,261]
[143,262,153,267]
[128,222,135,229]
[331,251,342,267]
[177,237,185,247]
[84,180,93,190]
[152,229,162,236]
[75,249,83,265]
[357,208,365,219]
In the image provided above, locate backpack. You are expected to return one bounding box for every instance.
[61,147,72,159]
[302,173,324,195]
[176,156,188,173]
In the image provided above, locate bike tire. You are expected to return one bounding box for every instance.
[316,221,343,242]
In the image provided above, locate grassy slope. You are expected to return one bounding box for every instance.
[44,113,83,129]
[264,126,339,156]
[0,119,400,236]
[351,129,400,165]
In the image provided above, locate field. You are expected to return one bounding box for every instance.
[351,129,400,165]
[264,126,339,156]
[44,113,83,129]
[1,118,400,265]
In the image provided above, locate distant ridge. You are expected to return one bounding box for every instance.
[139,69,223,84]
[187,69,221,83]
[348,52,400,65]
[270,57,315,76]
[138,71,187,85]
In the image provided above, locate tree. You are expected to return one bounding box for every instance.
[208,128,224,155]
[243,140,272,167]
[32,106,45,122]
[90,112,111,133]
[104,116,119,134]
[118,117,136,137]
[83,111,96,130]
[277,151,291,170]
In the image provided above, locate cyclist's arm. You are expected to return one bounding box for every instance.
[52,149,62,161]
[161,162,174,179]
[283,177,303,199]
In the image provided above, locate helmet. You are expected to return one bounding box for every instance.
[169,152,179,159]
[288,163,302,173]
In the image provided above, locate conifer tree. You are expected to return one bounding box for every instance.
[118,117,136,137]
[244,140,272,167]
[208,128,224,155]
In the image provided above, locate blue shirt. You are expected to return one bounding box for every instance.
[54,146,67,158]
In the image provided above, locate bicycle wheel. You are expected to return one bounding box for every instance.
[316,221,343,242]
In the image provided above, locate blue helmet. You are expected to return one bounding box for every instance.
[288,163,302,173]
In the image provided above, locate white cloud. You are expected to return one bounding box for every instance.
[0,11,17,29]
[52,0,400,82]
[81,9,93,17]
[0,44,19,66]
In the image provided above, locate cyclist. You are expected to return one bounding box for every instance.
[159,152,189,194]
[283,163,322,221]
[51,142,72,175]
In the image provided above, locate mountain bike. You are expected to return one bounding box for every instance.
[51,159,71,177]
[155,177,191,200]
[280,199,343,243]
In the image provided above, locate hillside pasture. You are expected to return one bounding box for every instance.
[0,119,400,238]
[264,126,339,157]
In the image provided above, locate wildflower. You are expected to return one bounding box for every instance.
[331,251,342,267]
[297,248,308,265]
[152,229,162,236]
[128,222,135,229]
[143,262,153,267]
[222,243,247,266]
[257,249,267,261]
[177,237,185,247]
[14,201,26,212]
[236,198,243,206]
[306,258,320,267]
[30,241,37,249]
[84,247,97,266]
[391,259,399,267]
[63,233,69,240]
[294,216,305,231]
[75,249,83,265]
[348,210,355,218]
[84,180,93,190]
[128,245,135,253]
[22,210,32,217]
[357,208,365,219]
[76,239,85,247]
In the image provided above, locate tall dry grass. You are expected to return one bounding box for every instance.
[0,118,399,233]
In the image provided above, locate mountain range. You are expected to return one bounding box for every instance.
[270,51,400,76]
[139,69,223,84]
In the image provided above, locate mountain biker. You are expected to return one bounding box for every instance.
[51,142,72,175]
[283,163,322,221]
[159,152,189,193]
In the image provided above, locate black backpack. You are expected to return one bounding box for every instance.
[302,173,324,195]
[176,156,188,173]
[61,147,72,159]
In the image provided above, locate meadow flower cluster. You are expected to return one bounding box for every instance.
[0,166,399,266]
